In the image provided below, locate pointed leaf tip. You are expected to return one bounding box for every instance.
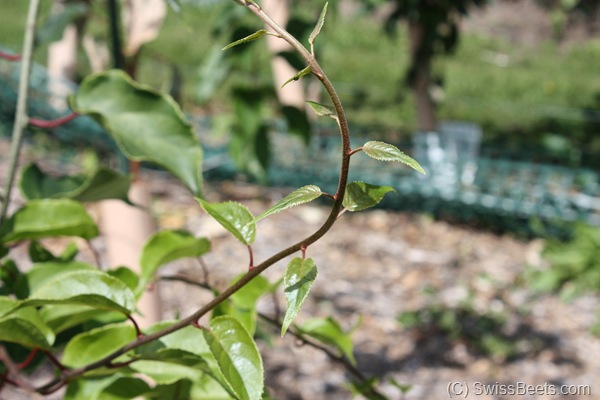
[254,185,322,223]
[306,101,335,117]
[343,181,396,212]
[363,141,426,174]
[281,66,312,88]
[309,3,329,45]
[282,257,317,336]
[222,29,269,50]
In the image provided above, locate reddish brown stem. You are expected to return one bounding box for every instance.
[0,50,21,61]
[16,348,38,370]
[348,147,363,157]
[28,112,78,128]
[248,245,254,270]
[42,350,66,372]
[126,314,143,338]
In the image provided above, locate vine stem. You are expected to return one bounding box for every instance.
[35,1,353,393]
[0,0,40,223]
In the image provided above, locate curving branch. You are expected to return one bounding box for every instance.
[35,1,354,393]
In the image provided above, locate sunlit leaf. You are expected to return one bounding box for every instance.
[342,181,396,212]
[362,141,425,174]
[0,199,98,243]
[22,270,136,314]
[254,185,322,223]
[203,316,264,400]
[223,29,268,50]
[73,70,204,196]
[282,257,317,336]
[197,200,256,245]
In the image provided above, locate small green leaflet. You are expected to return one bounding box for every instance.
[306,101,335,118]
[197,200,256,245]
[281,66,312,88]
[282,257,317,336]
[202,316,264,400]
[223,29,269,50]
[309,2,328,47]
[362,141,425,174]
[343,182,396,212]
[254,185,322,223]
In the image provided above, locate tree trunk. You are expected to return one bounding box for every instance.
[408,21,437,132]
[261,0,306,109]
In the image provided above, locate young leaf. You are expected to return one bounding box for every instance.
[299,317,356,364]
[202,316,264,400]
[140,230,211,283]
[362,141,426,174]
[281,66,312,88]
[72,70,204,196]
[254,185,322,223]
[19,163,132,204]
[197,200,256,245]
[342,182,396,212]
[282,257,318,336]
[0,199,98,243]
[61,323,136,368]
[306,101,335,118]
[308,2,328,46]
[18,261,96,297]
[40,304,121,334]
[0,298,55,349]
[223,29,268,50]
[23,270,137,314]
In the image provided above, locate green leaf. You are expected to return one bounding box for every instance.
[0,297,55,349]
[197,200,256,245]
[309,2,328,46]
[281,105,311,145]
[0,259,20,294]
[17,261,96,298]
[306,101,335,117]
[223,29,268,50]
[107,267,140,295]
[228,275,272,335]
[28,240,57,263]
[281,66,312,88]
[22,270,137,314]
[282,257,317,336]
[140,230,211,283]
[203,316,264,400]
[61,323,136,368]
[342,182,396,212]
[254,185,322,223]
[299,317,356,364]
[40,304,121,334]
[19,163,132,203]
[36,2,89,45]
[0,199,98,243]
[362,141,426,174]
[72,70,204,196]
[65,374,151,400]
[130,352,205,385]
